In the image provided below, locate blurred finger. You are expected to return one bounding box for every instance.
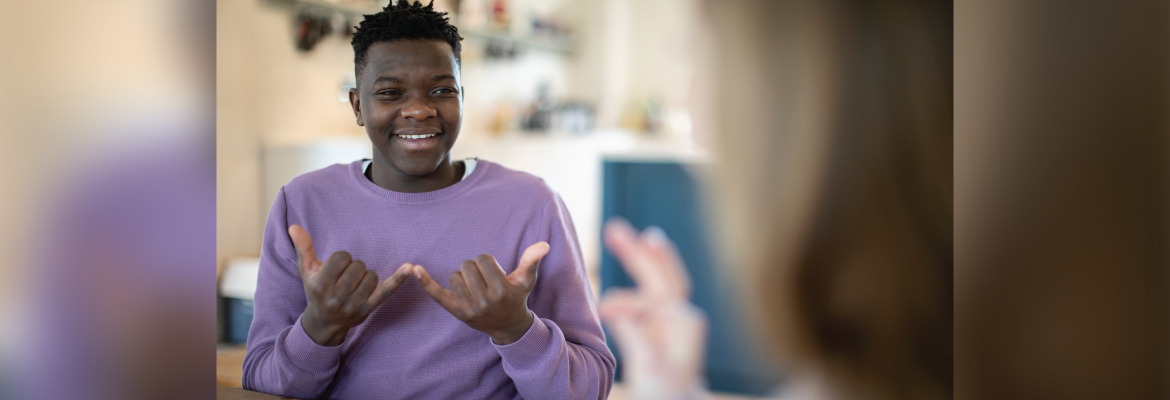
[643,226,691,297]
[598,288,650,319]
[604,218,684,298]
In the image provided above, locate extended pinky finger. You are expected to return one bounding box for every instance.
[413,265,463,313]
[365,263,412,308]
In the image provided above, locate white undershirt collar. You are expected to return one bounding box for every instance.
[362,158,476,181]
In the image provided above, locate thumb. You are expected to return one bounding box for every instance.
[288,225,320,276]
[508,242,550,290]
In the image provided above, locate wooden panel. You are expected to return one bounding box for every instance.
[215,346,247,389]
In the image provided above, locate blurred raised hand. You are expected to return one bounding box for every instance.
[599,218,709,400]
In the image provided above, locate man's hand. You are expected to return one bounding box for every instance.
[413,242,550,345]
[290,225,412,347]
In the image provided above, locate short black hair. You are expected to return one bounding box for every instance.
[351,0,463,85]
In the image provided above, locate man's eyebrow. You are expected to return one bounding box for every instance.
[432,74,456,82]
[373,76,401,84]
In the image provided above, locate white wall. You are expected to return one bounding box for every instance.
[218,0,369,266]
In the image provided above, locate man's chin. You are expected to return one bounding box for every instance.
[393,159,445,177]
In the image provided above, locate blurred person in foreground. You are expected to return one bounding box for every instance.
[598,1,951,400]
[15,1,216,399]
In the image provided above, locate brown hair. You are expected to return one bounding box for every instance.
[703,1,951,399]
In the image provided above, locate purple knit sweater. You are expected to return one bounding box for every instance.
[242,159,615,399]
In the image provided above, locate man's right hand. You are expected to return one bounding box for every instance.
[289,225,412,347]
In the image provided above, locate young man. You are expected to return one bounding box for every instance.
[241,2,615,398]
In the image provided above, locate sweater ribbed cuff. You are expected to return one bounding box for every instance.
[284,315,343,374]
[493,315,558,369]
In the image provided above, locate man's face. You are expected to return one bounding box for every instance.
[350,40,462,176]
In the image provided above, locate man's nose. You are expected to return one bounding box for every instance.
[401,97,437,120]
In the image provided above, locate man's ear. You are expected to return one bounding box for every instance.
[349,88,364,127]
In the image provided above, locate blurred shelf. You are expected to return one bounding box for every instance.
[267,0,576,54]
[460,28,575,55]
[266,0,376,17]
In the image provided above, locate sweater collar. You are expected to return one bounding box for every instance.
[349,157,488,204]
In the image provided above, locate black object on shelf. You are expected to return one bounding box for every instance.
[294,12,333,52]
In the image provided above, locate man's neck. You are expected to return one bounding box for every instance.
[367,156,465,193]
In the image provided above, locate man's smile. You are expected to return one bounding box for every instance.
[396,133,438,139]
[392,131,444,151]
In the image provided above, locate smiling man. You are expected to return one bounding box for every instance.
[240,1,615,399]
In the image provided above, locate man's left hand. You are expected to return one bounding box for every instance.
[414,242,550,345]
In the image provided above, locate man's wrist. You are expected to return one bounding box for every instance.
[301,312,348,347]
[489,311,535,345]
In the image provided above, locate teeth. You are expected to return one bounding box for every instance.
[399,134,437,139]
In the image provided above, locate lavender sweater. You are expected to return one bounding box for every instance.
[242,159,615,399]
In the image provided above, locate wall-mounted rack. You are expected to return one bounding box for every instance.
[265,0,576,55]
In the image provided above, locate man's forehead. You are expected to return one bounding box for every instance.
[363,40,458,76]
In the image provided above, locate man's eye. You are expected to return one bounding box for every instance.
[434,88,456,94]
[377,90,401,96]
